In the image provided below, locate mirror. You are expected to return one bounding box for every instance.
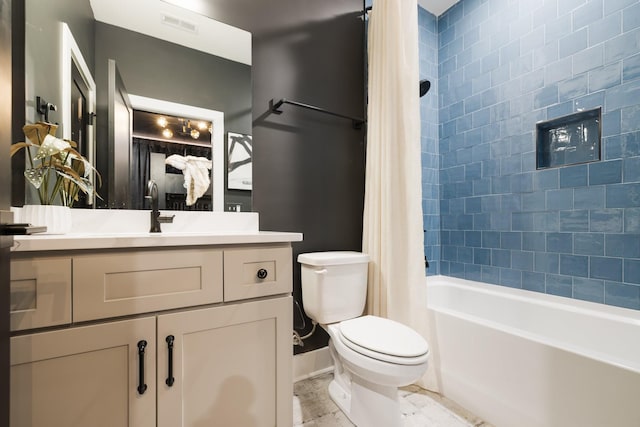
[22,0,252,211]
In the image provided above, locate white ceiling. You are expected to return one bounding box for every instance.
[90,0,460,63]
[89,0,251,65]
[418,0,461,16]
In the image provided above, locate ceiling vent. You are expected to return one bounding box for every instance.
[161,13,198,34]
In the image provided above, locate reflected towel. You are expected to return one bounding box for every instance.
[165,154,212,206]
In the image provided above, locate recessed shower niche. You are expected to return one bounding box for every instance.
[536,108,601,169]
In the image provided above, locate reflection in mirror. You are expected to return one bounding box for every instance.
[127,94,224,211]
[133,111,214,211]
[63,22,96,208]
[21,0,252,211]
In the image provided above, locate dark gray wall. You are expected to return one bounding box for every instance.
[194,0,367,352]
[94,22,252,209]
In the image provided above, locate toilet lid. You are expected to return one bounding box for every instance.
[338,316,429,364]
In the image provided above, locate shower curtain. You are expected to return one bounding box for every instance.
[363,0,438,391]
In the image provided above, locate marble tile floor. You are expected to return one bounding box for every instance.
[293,372,493,427]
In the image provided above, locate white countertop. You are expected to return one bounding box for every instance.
[12,231,303,252]
[11,208,303,252]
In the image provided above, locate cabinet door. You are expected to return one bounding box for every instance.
[157,296,293,427]
[10,317,156,427]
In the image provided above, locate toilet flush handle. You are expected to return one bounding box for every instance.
[314,268,327,275]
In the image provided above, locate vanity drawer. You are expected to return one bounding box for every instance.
[73,248,223,321]
[223,245,292,301]
[10,257,72,331]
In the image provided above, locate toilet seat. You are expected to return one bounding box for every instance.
[337,316,429,365]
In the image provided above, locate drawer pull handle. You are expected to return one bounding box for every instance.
[137,340,148,395]
[166,335,175,387]
[257,268,268,280]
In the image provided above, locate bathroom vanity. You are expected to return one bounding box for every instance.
[8,210,301,427]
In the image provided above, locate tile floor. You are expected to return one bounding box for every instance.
[293,373,492,427]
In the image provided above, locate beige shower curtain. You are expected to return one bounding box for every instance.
[362,0,438,391]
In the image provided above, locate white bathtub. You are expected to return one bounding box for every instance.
[426,275,640,427]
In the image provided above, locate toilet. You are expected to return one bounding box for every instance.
[298,251,429,427]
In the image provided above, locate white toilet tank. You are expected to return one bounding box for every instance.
[297,251,370,325]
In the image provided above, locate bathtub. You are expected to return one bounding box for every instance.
[426,275,640,427]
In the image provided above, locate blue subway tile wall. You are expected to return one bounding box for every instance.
[420,6,441,275]
[430,0,640,310]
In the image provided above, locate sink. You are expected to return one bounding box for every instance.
[12,208,259,235]
[71,210,259,234]
[10,208,302,253]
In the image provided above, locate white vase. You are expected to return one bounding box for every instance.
[22,205,73,235]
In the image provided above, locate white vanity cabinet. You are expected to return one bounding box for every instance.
[11,317,157,427]
[72,247,224,322]
[9,256,72,331]
[9,236,298,427]
[157,296,291,427]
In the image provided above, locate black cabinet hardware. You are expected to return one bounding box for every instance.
[257,268,268,279]
[137,340,148,395]
[166,335,175,387]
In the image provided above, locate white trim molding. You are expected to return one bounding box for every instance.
[128,94,225,212]
[61,22,97,204]
[293,347,333,383]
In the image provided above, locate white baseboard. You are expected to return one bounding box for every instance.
[293,346,333,382]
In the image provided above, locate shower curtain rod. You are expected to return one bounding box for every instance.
[270,98,365,129]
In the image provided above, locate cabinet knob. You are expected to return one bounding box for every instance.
[257,268,268,280]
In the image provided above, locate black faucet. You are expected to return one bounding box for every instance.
[145,180,175,233]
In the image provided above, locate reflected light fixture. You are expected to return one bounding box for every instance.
[181,119,202,140]
[139,110,212,142]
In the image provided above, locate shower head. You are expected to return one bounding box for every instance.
[420,79,431,97]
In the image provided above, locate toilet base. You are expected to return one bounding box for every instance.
[327,378,351,418]
[329,378,402,427]
[328,376,403,427]
[327,341,403,427]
